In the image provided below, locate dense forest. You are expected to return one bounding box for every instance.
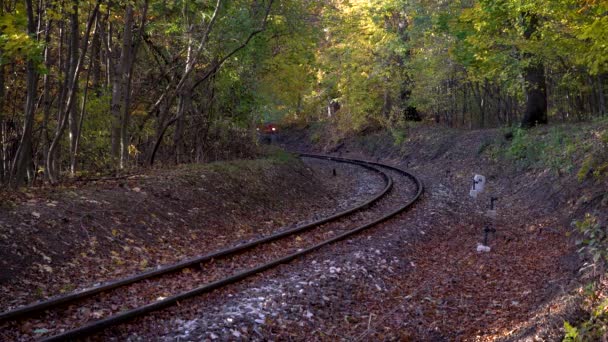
[0,0,606,187]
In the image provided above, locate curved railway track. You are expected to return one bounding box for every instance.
[0,153,423,341]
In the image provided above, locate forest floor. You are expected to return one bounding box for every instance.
[1,123,606,341]
[265,123,605,341]
[0,150,383,313]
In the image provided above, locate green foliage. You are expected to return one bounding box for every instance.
[563,299,608,342]
[542,128,577,174]
[577,128,608,181]
[565,213,608,341]
[310,131,321,144]
[0,4,43,66]
[79,92,114,170]
[264,147,297,164]
[390,128,407,147]
[574,214,608,273]
[504,127,578,173]
[3,0,608,185]
[506,128,540,166]
[308,122,324,144]
[307,0,411,133]
[563,321,578,341]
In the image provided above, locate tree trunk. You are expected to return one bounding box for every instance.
[150,0,274,166]
[473,82,484,128]
[46,1,99,183]
[119,1,148,168]
[39,11,53,182]
[597,74,605,116]
[0,57,4,184]
[52,16,67,178]
[109,14,121,161]
[68,0,80,175]
[461,85,467,127]
[174,30,194,165]
[520,14,547,128]
[90,18,102,93]
[72,45,95,174]
[119,4,134,169]
[10,0,38,188]
[0,0,4,183]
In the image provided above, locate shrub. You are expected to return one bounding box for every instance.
[563,300,608,341]
[564,214,608,341]
[574,214,607,278]
[504,127,578,174]
[390,128,407,147]
[577,129,608,182]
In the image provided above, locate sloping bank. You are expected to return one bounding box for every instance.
[280,121,607,340]
[0,150,378,312]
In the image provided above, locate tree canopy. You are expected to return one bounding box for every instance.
[0,0,606,186]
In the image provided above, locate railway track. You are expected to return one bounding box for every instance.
[0,153,423,341]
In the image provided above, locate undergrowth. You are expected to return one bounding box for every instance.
[486,121,608,340]
[577,128,608,181]
[564,215,608,341]
[503,126,581,174]
[390,128,407,147]
[356,134,385,155]
[561,119,608,341]
[174,147,298,185]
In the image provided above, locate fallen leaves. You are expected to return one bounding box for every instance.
[0,158,365,342]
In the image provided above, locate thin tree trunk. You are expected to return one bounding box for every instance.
[46,1,99,184]
[462,82,470,128]
[9,0,38,188]
[68,0,80,175]
[0,122,5,184]
[382,85,391,118]
[173,95,188,164]
[119,1,148,168]
[473,83,483,129]
[90,17,102,93]
[0,55,4,184]
[72,42,95,174]
[110,17,121,161]
[104,8,112,89]
[118,4,134,169]
[39,11,53,182]
[150,0,274,166]
[598,74,606,116]
[0,0,4,184]
[588,75,598,117]
[174,28,194,165]
[0,0,4,183]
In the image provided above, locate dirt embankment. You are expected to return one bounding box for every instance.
[282,123,606,226]
[279,123,607,340]
[0,152,380,311]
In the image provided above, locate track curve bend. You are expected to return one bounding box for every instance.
[0,154,423,341]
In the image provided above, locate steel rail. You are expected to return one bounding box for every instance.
[0,155,391,324]
[41,154,423,341]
